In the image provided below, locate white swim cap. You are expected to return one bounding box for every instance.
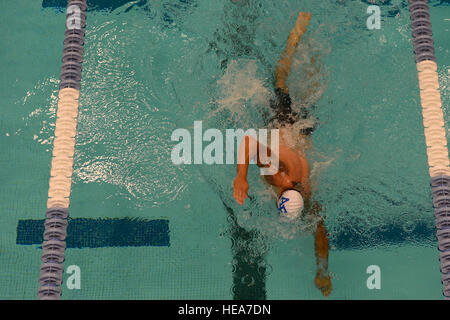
[277,189,304,220]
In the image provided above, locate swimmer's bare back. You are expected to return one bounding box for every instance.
[262,142,311,198]
[232,134,311,205]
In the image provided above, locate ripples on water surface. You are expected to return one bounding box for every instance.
[16,0,449,298]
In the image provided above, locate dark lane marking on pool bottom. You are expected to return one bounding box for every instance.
[16,218,170,248]
[16,215,436,250]
[332,219,436,250]
[42,0,146,11]
[221,200,266,300]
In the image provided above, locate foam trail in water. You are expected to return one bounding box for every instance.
[208,59,271,128]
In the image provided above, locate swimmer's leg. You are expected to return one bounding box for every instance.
[268,12,312,127]
[275,12,312,95]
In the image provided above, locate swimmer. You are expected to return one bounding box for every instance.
[232,12,332,297]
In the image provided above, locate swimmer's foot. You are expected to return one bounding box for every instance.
[314,271,332,297]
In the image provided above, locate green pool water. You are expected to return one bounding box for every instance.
[0,0,449,299]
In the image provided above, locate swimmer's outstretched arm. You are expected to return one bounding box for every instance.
[275,12,312,94]
[233,136,271,205]
[311,202,332,297]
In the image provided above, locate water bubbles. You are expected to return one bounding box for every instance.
[402,219,416,234]
[240,274,255,287]
[212,59,271,127]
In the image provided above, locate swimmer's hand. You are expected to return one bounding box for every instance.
[315,271,332,297]
[233,176,249,205]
